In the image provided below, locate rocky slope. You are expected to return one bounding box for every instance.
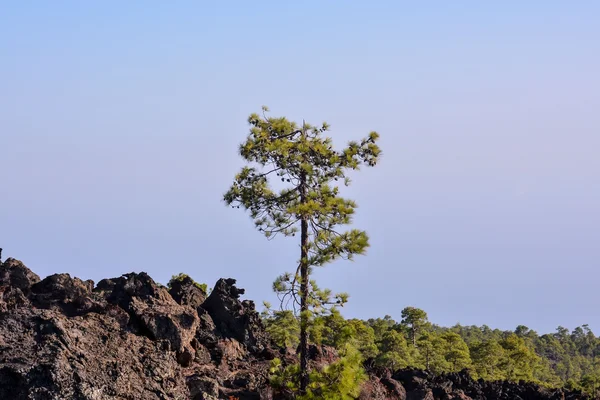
[0,257,593,400]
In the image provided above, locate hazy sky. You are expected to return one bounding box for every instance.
[1,1,599,335]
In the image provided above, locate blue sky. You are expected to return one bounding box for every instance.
[1,1,599,335]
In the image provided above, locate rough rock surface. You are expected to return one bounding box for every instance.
[0,258,275,400]
[0,257,595,399]
[359,366,592,400]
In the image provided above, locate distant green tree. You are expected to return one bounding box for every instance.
[580,350,600,397]
[471,340,505,380]
[450,324,486,345]
[340,319,379,360]
[514,325,538,348]
[224,106,381,393]
[580,373,600,398]
[441,331,472,372]
[499,333,540,381]
[536,334,566,366]
[556,358,580,383]
[375,330,413,369]
[515,325,532,337]
[308,309,379,360]
[572,325,597,357]
[417,331,450,373]
[367,316,397,339]
[533,357,563,387]
[400,307,429,347]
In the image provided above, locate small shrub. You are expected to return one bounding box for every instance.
[269,343,367,400]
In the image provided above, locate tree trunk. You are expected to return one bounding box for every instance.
[299,126,310,395]
[299,212,309,393]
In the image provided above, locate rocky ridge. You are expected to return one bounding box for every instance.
[0,257,593,400]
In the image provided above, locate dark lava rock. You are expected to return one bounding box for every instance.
[168,275,207,310]
[0,257,275,400]
[389,368,591,400]
[30,273,98,316]
[201,278,272,357]
[0,258,40,293]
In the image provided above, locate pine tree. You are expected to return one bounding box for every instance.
[224,106,381,393]
[499,333,539,381]
[400,307,429,347]
[471,339,506,380]
[441,331,472,372]
[376,330,413,369]
[417,331,451,373]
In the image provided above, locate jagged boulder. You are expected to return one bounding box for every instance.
[95,272,200,366]
[359,365,407,400]
[30,273,100,316]
[0,258,40,293]
[201,278,272,357]
[168,275,207,310]
[0,258,40,313]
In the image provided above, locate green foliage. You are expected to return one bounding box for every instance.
[441,331,472,372]
[400,307,429,346]
[308,308,347,346]
[269,358,301,395]
[269,344,367,400]
[375,330,413,369]
[167,273,208,294]
[366,315,396,339]
[262,304,600,396]
[343,319,379,359]
[471,339,506,380]
[262,305,300,349]
[416,331,451,373]
[303,344,367,400]
[498,333,540,381]
[581,372,600,398]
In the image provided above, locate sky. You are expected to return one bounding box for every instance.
[1,1,599,335]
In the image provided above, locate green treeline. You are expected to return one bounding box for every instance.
[262,307,600,397]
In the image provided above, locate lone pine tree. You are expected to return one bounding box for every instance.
[224,106,381,394]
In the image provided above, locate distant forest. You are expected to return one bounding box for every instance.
[262,306,600,396]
